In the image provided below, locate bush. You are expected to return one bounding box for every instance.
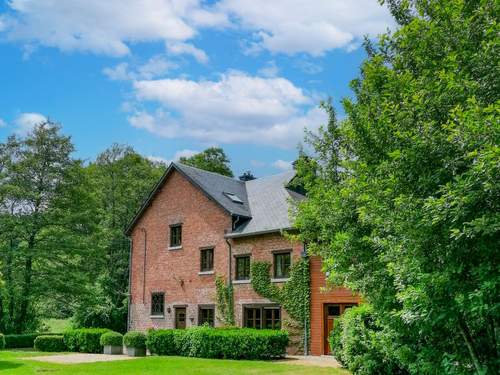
[147,327,288,360]
[100,331,123,347]
[34,335,67,352]
[329,305,405,375]
[4,333,60,349]
[124,331,146,349]
[0,334,5,350]
[63,328,110,353]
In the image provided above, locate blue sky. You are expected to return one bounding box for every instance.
[0,0,393,177]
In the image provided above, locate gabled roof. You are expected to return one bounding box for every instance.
[125,162,305,237]
[226,170,305,238]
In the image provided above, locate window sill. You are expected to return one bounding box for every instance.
[198,270,214,275]
[233,279,251,284]
[150,315,165,319]
[168,245,182,251]
[271,278,290,283]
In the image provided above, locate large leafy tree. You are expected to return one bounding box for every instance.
[73,144,163,332]
[295,1,499,374]
[179,147,234,177]
[0,122,98,333]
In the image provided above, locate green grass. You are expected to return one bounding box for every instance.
[0,350,350,375]
[42,318,72,332]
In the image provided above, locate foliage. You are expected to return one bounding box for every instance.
[100,331,123,347]
[34,335,66,352]
[330,305,406,375]
[250,258,310,325]
[215,275,234,326]
[123,331,146,349]
[179,147,234,177]
[147,327,288,360]
[4,332,61,349]
[0,333,4,350]
[294,1,500,374]
[0,122,99,333]
[238,171,256,181]
[63,328,110,353]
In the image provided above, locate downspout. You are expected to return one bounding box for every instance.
[301,243,309,356]
[127,237,133,331]
[140,228,147,303]
[226,215,240,285]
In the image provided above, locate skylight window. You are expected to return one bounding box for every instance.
[224,192,244,204]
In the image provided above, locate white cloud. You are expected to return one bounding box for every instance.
[218,0,393,55]
[272,159,293,171]
[0,118,6,127]
[166,42,209,64]
[1,0,227,56]
[258,60,279,78]
[14,113,47,135]
[103,56,177,81]
[147,149,198,165]
[128,71,327,148]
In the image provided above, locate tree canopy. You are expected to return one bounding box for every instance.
[179,147,234,177]
[294,0,499,373]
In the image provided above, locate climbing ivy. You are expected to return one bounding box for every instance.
[215,275,234,326]
[250,258,310,327]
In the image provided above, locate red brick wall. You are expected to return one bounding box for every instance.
[129,169,232,330]
[309,256,360,356]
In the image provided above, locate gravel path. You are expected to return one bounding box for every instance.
[25,353,138,364]
[274,355,342,368]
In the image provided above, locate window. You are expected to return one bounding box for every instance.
[151,292,165,316]
[273,251,291,279]
[235,255,250,280]
[327,305,341,316]
[170,224,182,247]
[200,248,214,272]
[223,192,244,204]
[244,306,281,329]
[199,306,215,327]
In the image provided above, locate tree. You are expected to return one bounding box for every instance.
[0,122,98,333]
[294,1,499,374]
[73,144,164,332]
[179,147,233,177]
[239,171,256,181]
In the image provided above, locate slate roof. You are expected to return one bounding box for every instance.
[125,162,305,237]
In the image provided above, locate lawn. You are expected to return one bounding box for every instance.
[42,318,72,332]
[0,350,351,375]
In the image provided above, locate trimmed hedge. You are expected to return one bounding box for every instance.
[4,333,61,349]
[34,335,67,352]
[0,334,4,350]
[124,331,146,349]
[100,331,123,347]
[147,327,288,360]
[63,328,110,353]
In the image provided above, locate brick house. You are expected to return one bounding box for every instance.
[125,162,359,355]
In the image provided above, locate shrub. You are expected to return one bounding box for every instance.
[4,333,60,349]
[124,331,146,349]
[147,327,288,360]
[63,328,110,353]
[329,305,405,375]
[100,331,123,347]
[0,334,5,350]
[34,335,66,352]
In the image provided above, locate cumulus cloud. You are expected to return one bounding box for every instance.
[166,42,209,64]
[128,71,327,148]
[272,159,293,171]
[103,56,177,81]
[147,149,198,165]
[14,112,47,135]
[1,0,227,56]
[218,0,393,55]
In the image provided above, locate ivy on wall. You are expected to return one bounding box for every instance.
[215,275,235,326]
[250,258,310,328]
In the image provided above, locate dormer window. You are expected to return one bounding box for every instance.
[223,192,243,204]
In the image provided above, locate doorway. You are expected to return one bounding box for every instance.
[323,303,356,354]
[175,307,186,329]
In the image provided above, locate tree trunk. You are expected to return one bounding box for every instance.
[17,236,34,333]
[458,317,486,375]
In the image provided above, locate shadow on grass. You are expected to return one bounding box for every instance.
[0,361,23,370]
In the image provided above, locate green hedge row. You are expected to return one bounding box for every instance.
[63,328,110,353]
[147,327,288,360]
[34,335,67,352]
[4,333,61,349]
[100,331,123,347]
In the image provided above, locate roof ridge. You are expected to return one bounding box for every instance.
[174,161,245,185]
